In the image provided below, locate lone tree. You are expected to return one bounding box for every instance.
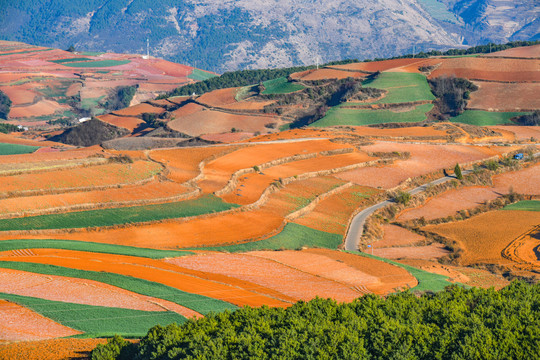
[454,163,463,180]
[395,190,411,205]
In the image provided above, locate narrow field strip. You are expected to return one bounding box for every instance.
[0,293,185,338]
[0,195,237,231]
[0,143,40,155]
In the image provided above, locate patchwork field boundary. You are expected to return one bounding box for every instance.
[501,225,540,268]
[0,158,108,177]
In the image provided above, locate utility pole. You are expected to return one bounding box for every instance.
[146,38,150,58]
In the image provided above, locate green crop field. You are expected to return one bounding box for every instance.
[188,69,217,81]
[81,96,106,110]
[311,103,433,127]
[0,239,192,259]
[450,110,528,126]
[503,200,540,212]
[349,251,454,292]
[193,223,342,252]
[60,60,131,68]
[0,49,53,56]
[262,77,305,94]
[0,292,186,338]
[0,143,40,155]
[0,262,237,315]
[50,58,93,64]
[79,52,104,56]
[0,195,238,231]
[362,72,435,104]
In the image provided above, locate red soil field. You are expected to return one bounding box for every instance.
[372,243,450,260]
[166,252,361,302]
[0,160,160,193]
[0,133,67,148]
[331,58,430,73]
[294,184,381,234]
[200,132,253,142]
[167,96,192,106]
[397,186,501,221]
[98,114,144,131]
[220,152,375,205]
[345,125,449,138]
[484,45,540,58]
[376,224,425,247]
[0,147,101,164]
[488,126,540,142]
[290,68,366,81]
[429,57,540,82]
[9,100,67,118]
[397,259,479,286]
[0,180,188,215]
[492,163,540,195]
[221,100,276,111]
[168,108,277,137]
[138,82,183,93]
[423,210,540,265]
[335,142,517,189]
[0,249,290,308]
[243,128,332,142]
[0,86,37,105]
[468,81,540,111]
[0,299,81,341]
[169,102,205,119]
[197,87,239,107]
[113,102,166,117]
[0,338,108,360]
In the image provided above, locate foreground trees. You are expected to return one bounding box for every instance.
[93,281,540,360]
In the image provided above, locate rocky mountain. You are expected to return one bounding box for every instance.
[0,0,537,72]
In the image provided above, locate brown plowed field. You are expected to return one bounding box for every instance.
[0,299,81,341]
[166,252,361,302]
[0,180,187,215]
[197,87,239,107]
[397,186,501,221]
[113,103,166,117]
[169,102,205,118]
[199,140,350,193]
[492,163,540,195]
[429,57,540,82]
[220,152,375,205]
[9,100,67,118]
[294,185,380,234]
[484,45,540,58]
[468,81,540,111]
[372,243,450,260]
[98,114,144,131]
[0,338,108,360]
[0,249,290,308]
[423,210,540,265]
[0,160,160,194]
[335,142,516,189]
[331,58,430,73]
[488,126,540,141]
[290,68,366,81]
[376,225,425,247]
[168,109,277,137]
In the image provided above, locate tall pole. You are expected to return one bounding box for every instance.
[146,38,149,58]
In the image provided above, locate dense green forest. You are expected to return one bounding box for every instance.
[93,281,540,360]
[0,90,12,119]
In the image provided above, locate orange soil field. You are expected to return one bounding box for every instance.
[423,210,540,265]
[335,142,516,189]
[169,102,206,118]
[150,145,236,183]
[167,96,191,105]
[290,68,366,81]
[199,140,350,193]
[200,132,253,142]
[0,180,188,215]
[376,225,425,247]
[0,87,37,105]
[397,259,482,286]
[168,109,277,137]
[221,152,375,205]
[166,252,362,302]
[113,102,166,117]
[345,125,449,138]
[484,44,540,58]
[429,57,540,82]
[97,114,144,131]
[0,338,108,360]
[243,128,332,142]
[0,133,67,148]
[513,227,540,264]
[331,58,429,73]
[0,147,101,165]
[138,82,182,93]
[0,249,290,308]
[294,184,380,234]
[197,87,238,107]
[492,163,540,195]
[221,99,276,111]
[372,243,450,260]
[488,126,540,141]
[0,267,199,315]
[0,160,160,193]
[9,99,67,118]
[397,186,501,221]
[468,81,540,111]
[0,299,80,341]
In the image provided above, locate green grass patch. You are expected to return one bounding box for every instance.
[0,195,238,231]
[450,110,528,126]
[0,76,51,86]
[0,49,53,56]
[81,96,106,110]
[262,77,305,94]
[362,72,435,104]
[503,200,540,212]
[188,69,217,81]
[349,251,454,292]
[0,292,186,338]
[0,239,192,259]
[79,51,104,56]
[95,70,110,74]
[0,143,40,155]
[311,103,433,127]
[0,262,237,315]
[416,0,460,23]
[60,60,131,68]
[192,223,342,252]
[50,58,94,64]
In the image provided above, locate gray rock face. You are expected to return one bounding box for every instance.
[0,0,537,72]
